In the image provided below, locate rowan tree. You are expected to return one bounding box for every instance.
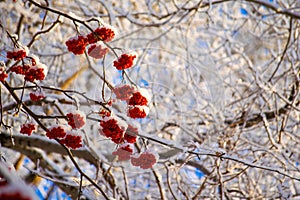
[0,0,299,199]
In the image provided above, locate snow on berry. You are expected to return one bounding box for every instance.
[24,63,48,82]
[128,105,149,119]
[0,161,37,200]
[87,44,109,59]
[99,116,127,144]
[112,144,133,161]
[65,35,88,55]
[130,150,159,169]
[113,84,135,101]
[128,88,151,106]
[29,91,45,101]
[124,124,138,143]
[86,27,115,44]
[6,46,29,61]
[0,67,8,82]
[66,111,86,129]
[113,53,137,70]
[46,125,68,139]
[20,123,36,136]
[0,183,36,200]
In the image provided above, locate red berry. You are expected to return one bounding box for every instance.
[99,117,126,144]
[46,125,67,139]
[86,27,115,44]
[113,84,135,101]
[60,131,82,149]
[87,44,109,59]
[0,68,8,82]
[107,100,113,106]
[66,111,86,129]
[99,109,111,118]
[124,124,138,143]
[29,91,45,101]
[24,64,48,82]
[65,35,88,55]
[130,151,158,169]
[128,92,148,106]
[20,123,36,136]
[6,47,29,61]
[112,145,133,161]
[113,54,137,70]
[30,56,39,66]
[127,106,149,119]
[10,65,30,75]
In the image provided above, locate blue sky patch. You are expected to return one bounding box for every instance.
[195,168,204,178]
[240,8,248,16]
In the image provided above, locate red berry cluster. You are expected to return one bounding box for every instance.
[127,89,151,119]
[0,68,8,82]
[65,35,88,55]
[88,44,108,59]
[124,124,138,143]
[20,123,36,136]
[46,125,83,149]
[6,47,29,61]
[59,132,82,149]
[24,64,48,82]
[112,85,150,119]
[112,144,133,161]
[128,106,149,119]
[113,54,137,70]
[65,28,139,72]
[109,136,158,168]
[46,125,67,139]
[86,27,115,43]
[130,151,158,169]
[99,113,138,144]
[66,111,86,129]
[9,57,48,83]
[128,91,149,106]
[10,64,30,75]
[29,91,45,101]
[99,117,126,144]
[65,26,114,57]
[113,85,135,101]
